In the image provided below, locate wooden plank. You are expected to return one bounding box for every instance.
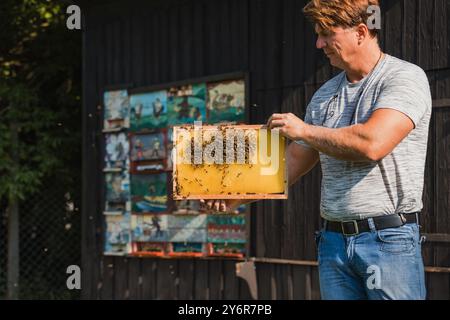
[417,0,434,70]
[426,266,450,273]
[207,260,223,299]
[84,19,104,300]
[434,108,450,269]
[291,265,307,300]
[264,0,282,90]
[426,272,450,300]
[256,262,273,300]
[238,0,249,71]
[178,259,194,300]
[384,0,402,58]
[114,257,129,299]
[159,5,170,83]
[179,2,192,79]
[281,0,294,87]
[292,0,306,86]
[310,265,321,300]
[432,0,449,69]
[420,109,435,266]
[223,260,240,299]
[206,0,221,74]
[302,8,317,85]
[192,0,205,77]
[131,12,145,86]
[127,258,141,299]
[194,259,209,299]
[113,19,121,83]
[141,259,157,300]
[249,0,265,93]
[156,259,178,299]
[433,99,450,108]
[150,12,160,84]
[304,266,312,300]
[402,0,418,63]
[99,256,115,299]
[423,233,450,243]
[273,263,289,300]
[123,13,132,83]
[169,6,179,81]
[219,0,232,73]
[238,271,254,300]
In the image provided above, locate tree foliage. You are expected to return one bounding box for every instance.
[0,0,81,201]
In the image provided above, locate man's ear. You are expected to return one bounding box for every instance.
[356,23,369,44]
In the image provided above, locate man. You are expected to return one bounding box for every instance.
[202,0,431,300]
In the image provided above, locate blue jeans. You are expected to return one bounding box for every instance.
[316,221,426,300]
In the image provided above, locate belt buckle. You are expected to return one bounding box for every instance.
[341,220,359,236]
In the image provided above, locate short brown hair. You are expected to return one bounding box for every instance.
[303,0,380,37]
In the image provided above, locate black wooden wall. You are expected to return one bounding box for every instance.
[82,0,450,299]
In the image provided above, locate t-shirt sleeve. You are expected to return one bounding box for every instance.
[295,103,313,148]
[373,67,431,127]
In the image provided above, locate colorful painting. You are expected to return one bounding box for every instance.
[103,90,130,130]
[131,173,168,213]
[169,243,205,256]
[104,201,129,214]
[131,215,169,242]
[167,84,206,125]
[167,214,207,229]
[104,132,129,169]
[207,214,246,243]
[104,214,131,255]
[130,132,166,161]
[208,243,245,257]
[168,228,207,242]
[130,91,168,131]
[105,171,130,203]
[207,80,245,123]
[132,242,166,256]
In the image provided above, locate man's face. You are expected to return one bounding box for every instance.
[315,24,359,69]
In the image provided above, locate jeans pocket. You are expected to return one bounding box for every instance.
[376,226,415,255]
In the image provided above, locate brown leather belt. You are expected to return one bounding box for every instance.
[324,212,419,236]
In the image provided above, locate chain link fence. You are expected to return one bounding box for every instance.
[0,200,7,298]
[0,176,81,300]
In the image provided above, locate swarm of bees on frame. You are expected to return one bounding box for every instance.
[173,124,257,199]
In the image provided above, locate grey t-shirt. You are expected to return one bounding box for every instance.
[296,54,432,221]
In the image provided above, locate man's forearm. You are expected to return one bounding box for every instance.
[300,124,374,162]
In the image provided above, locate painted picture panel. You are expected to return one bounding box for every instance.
[167,84,206,125]
[105,171,130,203]
[130,132,166,161]
[131,173,168,213]
[103,90,130,130]
[207,79,245,123]
[207,214,246,243]
[131,214,169,242]
[168,228,207,243]
[104,132,129,169]
[167,214,207,229]
[104,213,132,255]
[130,90,168,131]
